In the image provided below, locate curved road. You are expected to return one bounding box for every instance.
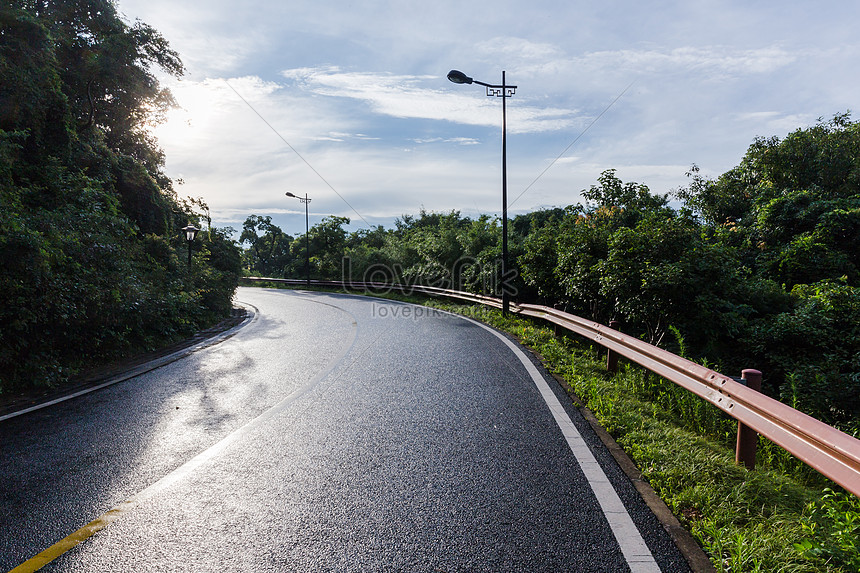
[0,287,690,572]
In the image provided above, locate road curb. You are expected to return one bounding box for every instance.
[537,362,717,573]
[427,304,714,573]
[574,392,716,573]
[0,305,256,423]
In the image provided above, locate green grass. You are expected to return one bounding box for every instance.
[242,282,860,572]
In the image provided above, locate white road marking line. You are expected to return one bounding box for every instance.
[462,315,662,573]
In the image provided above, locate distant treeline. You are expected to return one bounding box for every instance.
[242,114,860,433]
[1,1,241,393]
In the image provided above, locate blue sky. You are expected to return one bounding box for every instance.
[116,0,860,237]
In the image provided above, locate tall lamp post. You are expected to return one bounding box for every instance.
[181,223,199,266]
[447,69,516,314]
[286,192,311,286]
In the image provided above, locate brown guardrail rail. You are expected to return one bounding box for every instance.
[512,303,860,497]
[242,277,860,496]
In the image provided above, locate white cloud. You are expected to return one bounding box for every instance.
[732,111,817,135]
[412,137,481,145]
[506,44,799,92]
[279,67,581,134]
[582,46,796,76]
[123,0,860,233]
[474,37,566,66]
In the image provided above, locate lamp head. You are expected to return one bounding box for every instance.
[447,70,473,85]
[182,224,200,242]
[285,192,297,198]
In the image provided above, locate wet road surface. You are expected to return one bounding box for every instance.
[0,287,691,571]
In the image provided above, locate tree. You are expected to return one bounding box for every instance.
[676,114,860,288]
[240,215,293,277]
[600,212,704,346]
[545,171,674,323]
[0,2,240,394]
[519,217,566,304]
[582,169,673,223]
[304,216,350,280]
[753,279,860,429]
[343,226,396,283]
[35,0,184,159]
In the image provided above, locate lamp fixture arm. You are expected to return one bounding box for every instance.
[472,79,518,91]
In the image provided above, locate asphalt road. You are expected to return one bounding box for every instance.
[0,287,691,572]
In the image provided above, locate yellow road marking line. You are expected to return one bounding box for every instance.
[7,294,357,571]
[7,500,136,573]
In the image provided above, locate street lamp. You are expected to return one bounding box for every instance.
[447,69,517,314]
[181,223,199,266]
[285,192,311,286]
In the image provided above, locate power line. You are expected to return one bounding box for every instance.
[510,80,635,208]
[224,80,371,228]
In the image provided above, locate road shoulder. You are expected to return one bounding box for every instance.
[0,306,253,422]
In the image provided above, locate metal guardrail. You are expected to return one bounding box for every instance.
[243,277,860,497]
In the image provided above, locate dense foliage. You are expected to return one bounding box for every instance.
[0,1,241,393]
[244,114,860,433]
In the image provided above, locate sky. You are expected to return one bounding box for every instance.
[115,0,860,237]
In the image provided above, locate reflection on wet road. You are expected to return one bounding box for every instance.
[0,287,690,572]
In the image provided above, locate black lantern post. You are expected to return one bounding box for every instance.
[286,192,311,286]
[447,69,516,314]
[181,223,199,266]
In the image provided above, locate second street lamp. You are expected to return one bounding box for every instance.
[181,223,199,267]
[285,192,311,286]
[447,69,516,314]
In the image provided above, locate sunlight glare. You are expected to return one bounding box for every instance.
[151,80,221,150]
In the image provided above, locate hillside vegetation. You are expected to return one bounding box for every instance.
[0,1,241,394]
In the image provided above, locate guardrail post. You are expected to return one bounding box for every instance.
[552,305,564,337]
[606,320,620,373]
[735,368,763,469]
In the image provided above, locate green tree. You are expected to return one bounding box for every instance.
[0,2,240,394]
[540,170,674,323]
[240,215,293,277]
[343,225,396,283]
[753,279,860,430]
[519,216,565,304]
[677,114,860,288]
[456,215,500,294]
[286,215,351,280]
[553,205,615,319]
